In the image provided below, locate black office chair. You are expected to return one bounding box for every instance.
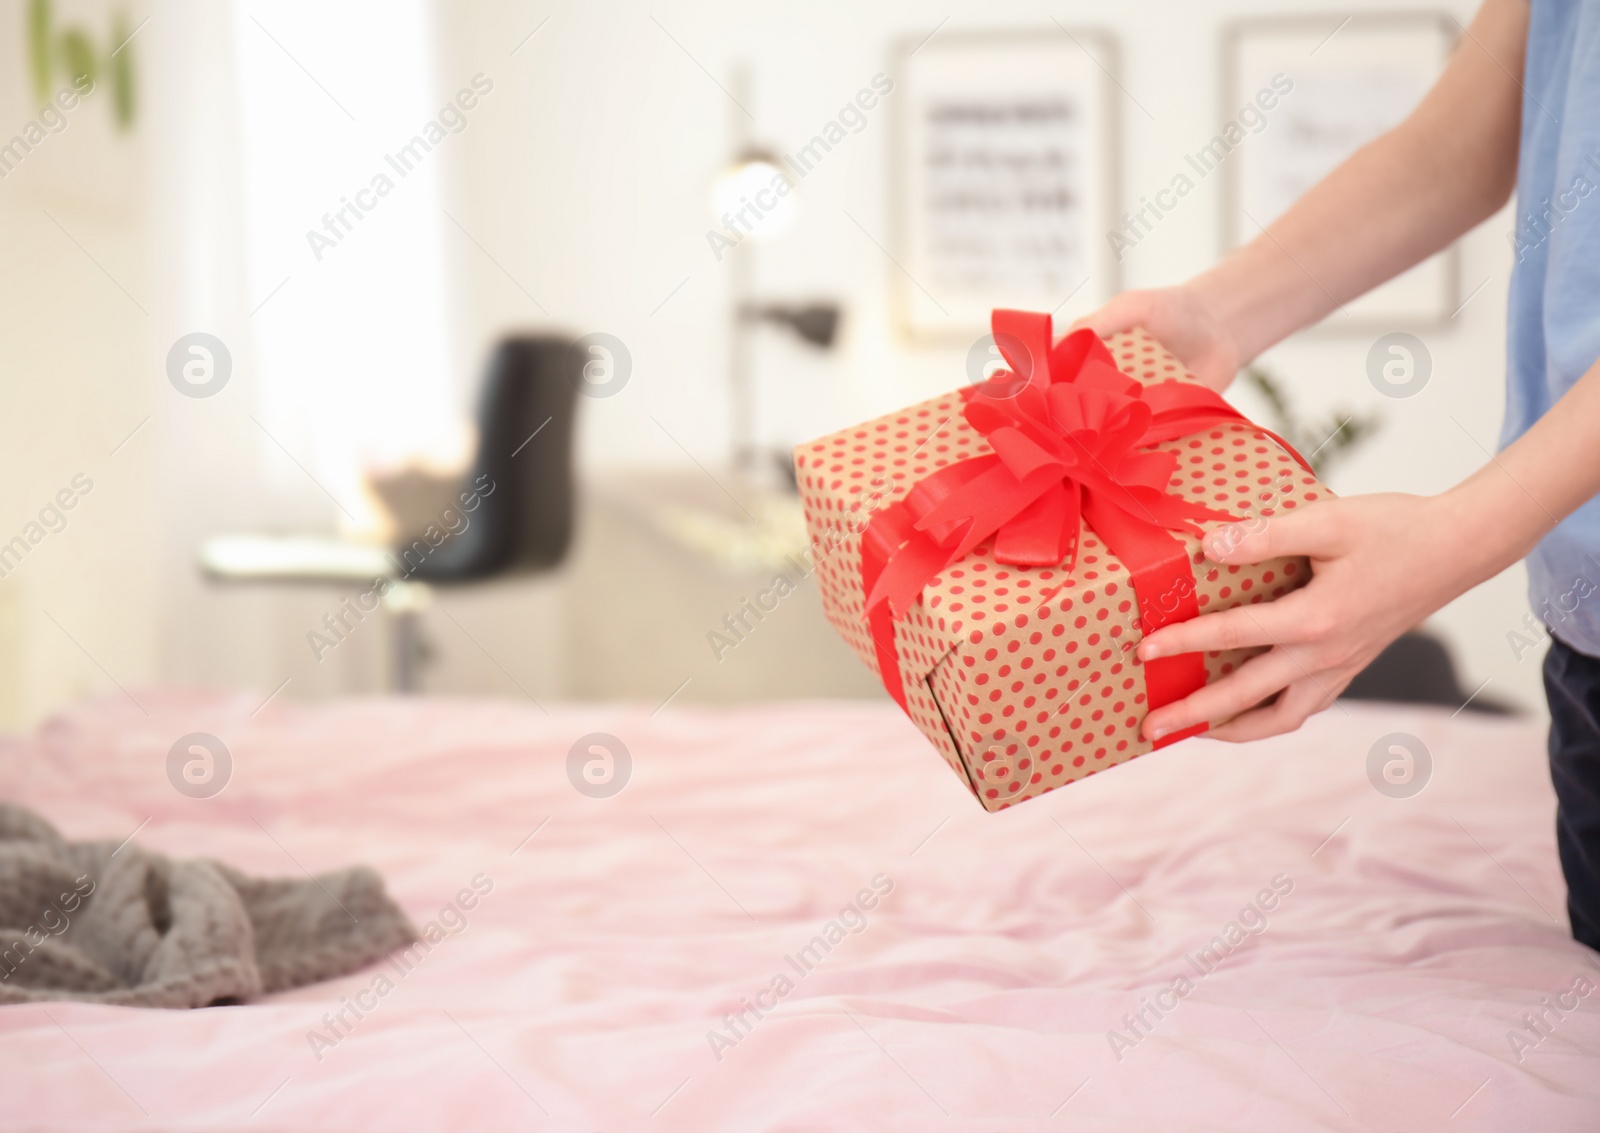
[1344,631,1514,714]
[199,334,580,691]
[405,336,578,581]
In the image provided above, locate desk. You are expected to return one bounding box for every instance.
[562,469,883,704]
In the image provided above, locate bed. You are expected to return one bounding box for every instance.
[0,691,1595,1131]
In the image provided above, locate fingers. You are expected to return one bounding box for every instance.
[1142,647,1302,741]
[1069,288,1240,391]
[1201,499,1345,565]
[1069,292,1153,338]
[1138,588,1314,661]
[1206,679,1335,743]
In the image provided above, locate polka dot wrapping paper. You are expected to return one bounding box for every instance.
[793,326,1325,812]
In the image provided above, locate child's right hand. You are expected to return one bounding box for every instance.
[1071,286,1243,393]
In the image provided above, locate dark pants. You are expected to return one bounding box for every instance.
[1543,636,1600,951]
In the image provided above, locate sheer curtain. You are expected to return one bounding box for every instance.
[145,0,467,689]
[232,0,464,534]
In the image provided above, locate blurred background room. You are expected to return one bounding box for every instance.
[0,0,1523,730]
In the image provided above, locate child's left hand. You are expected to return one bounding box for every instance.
[1137,491,1485,743]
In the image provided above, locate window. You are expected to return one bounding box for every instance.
[234,0,464,533]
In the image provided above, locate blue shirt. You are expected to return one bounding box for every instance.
[1503,0,1600,653]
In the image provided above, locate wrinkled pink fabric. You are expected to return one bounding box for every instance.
[0,691,1595,1131]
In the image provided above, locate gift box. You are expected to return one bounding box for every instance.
[793,310,1326,811]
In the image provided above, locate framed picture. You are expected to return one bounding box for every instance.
[1223,12,1460,328]
[892,28,1121,345]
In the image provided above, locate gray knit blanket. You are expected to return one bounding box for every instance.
[0,803,416,1007]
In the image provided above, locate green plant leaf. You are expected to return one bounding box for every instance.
[28,0,52,102]
[1241,364,1380,476]
[1243,366,1292,424]
[59,27,97,92]
[110,10,135,129]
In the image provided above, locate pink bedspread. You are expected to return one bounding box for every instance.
[0,691,1595,1131]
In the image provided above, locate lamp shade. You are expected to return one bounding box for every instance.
[711,156,799,242]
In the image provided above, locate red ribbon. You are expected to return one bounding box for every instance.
[859,309,1310,748]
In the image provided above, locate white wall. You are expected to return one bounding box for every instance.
[0,0,160,727]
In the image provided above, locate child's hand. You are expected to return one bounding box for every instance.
[1072,286,1242,392]
[1136,492,1482,743]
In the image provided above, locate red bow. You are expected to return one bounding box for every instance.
[858,309,1309,741]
